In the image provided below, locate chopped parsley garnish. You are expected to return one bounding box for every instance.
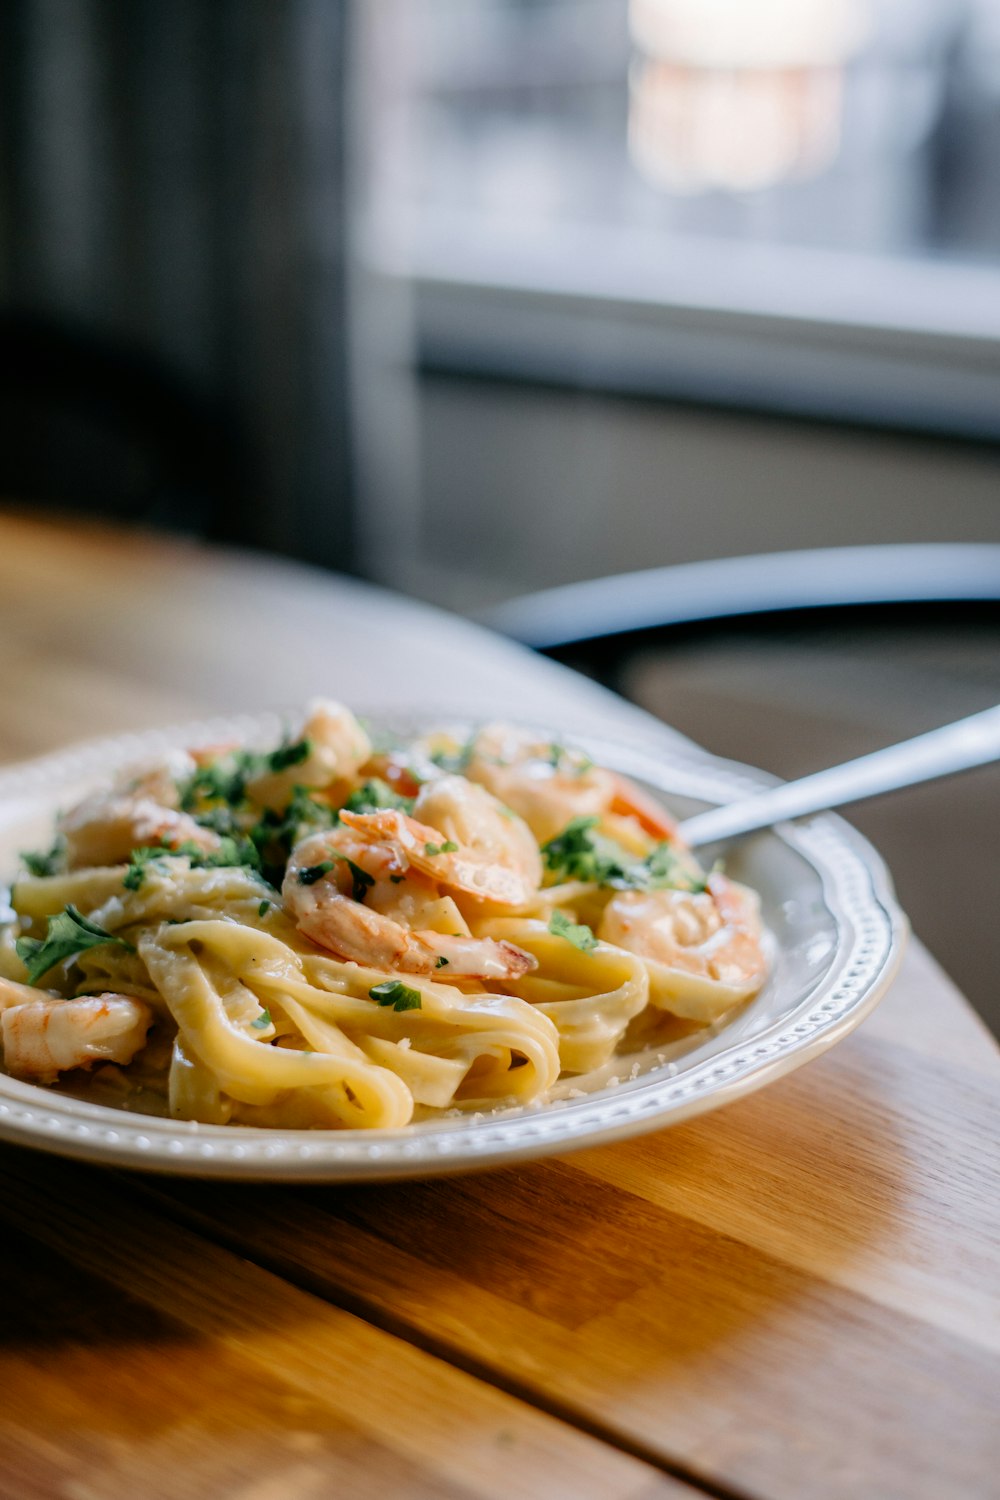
[251,1009,272,1030]
[423,840,458,856]
[343,859,374,902]
[389,874,405,885]
[435,956,449,968]
[258,899,271,917]
[178,750,259,811]
[123,836,261,891]
[20,839,65,879]
[178,738,310,815]
[642,842,706,891]
[548,909,598,953]
[122,846,165,891]
[266,738,311,773]
[194,835,261,871]
[369,979,422,1012]
[16,905,136,985]
[297,855,374,903]
[189,805,244,838]
[342,780,415,816]
[247,786,336,887]
[541,817,628,884]
[542,817,705,893]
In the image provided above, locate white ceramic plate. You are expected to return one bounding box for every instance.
[0,712,907,1180]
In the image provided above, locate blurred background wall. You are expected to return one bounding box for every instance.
[0,0,354,561]
[3,0,999,596]
[351,0,1000,606]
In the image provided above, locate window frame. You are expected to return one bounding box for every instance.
[367,214,1000,441]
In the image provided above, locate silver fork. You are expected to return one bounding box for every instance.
[678,705,1000,848]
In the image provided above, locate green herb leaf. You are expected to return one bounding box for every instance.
[15,905,136,985]
[389,874,405,885]
[20,839,65,878]
[248,786,337,888]
[297,855,373,903]
[178,749,261,811]
[250,1009,272,1030]
[541,817,624,884]
[266,738,312,774]
[180,737,313,811]
[201,836,262,872]
[191,805,243,837]
[424,839,459,857]
[369,979,422,1012]
[342,857,375,903]
[548,909,598,953]
[122,846,167,891]
[342,779,415,816]
[435,956,449,968]
[123,835,262,892]
[542,818,704,893]
[258,899,271,917]
[642,842,707,893]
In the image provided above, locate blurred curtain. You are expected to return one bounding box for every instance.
[0,0,354,566]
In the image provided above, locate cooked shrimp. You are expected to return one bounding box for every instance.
[462,721,681,851]
[247,699,371,810]
[462,723,616,845]
[597,872,767,1022]
[59,791,220,870]
[1,991,153,1084]
[339,774,541,908]
[283,830,537,980]
[0,975,59,1010]
[118,749,198,809]
[607,776,679,843]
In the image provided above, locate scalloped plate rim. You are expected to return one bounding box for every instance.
[0,709,908,1180]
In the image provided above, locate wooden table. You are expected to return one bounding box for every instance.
[0,512,997,1500]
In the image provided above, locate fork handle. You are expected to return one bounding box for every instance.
[678,704,1000,849]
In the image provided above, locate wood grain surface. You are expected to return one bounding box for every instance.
[0,511,997,1500]
[0,511,638,765]
[0,1148,688,1500]
[137,954,1000,1500]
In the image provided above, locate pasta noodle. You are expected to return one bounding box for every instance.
[0,703,768,1128]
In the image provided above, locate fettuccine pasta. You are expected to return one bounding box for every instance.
[0,704,768,1128]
